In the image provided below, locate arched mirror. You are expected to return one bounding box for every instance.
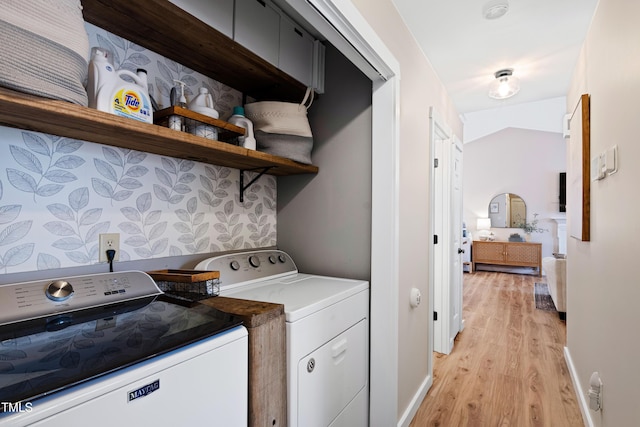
[488,193,526,228]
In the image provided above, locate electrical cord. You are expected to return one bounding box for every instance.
[106,249,116,272]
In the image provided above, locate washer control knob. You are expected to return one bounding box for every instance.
[268,255,277,264]
[230,260,240,271]
[248,255,261,268]
[278,254,286,263]
[45,280,74,302]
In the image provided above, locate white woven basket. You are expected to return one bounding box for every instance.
[244,87,314,138]
[0,0,89,105]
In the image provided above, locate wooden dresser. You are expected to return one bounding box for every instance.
[472,240,542,276]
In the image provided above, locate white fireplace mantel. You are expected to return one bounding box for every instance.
[551,217,567,254]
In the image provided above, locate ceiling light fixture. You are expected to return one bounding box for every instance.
[483,0,509,20]
[488,68,520,99]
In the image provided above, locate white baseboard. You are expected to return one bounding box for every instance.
[397,373,432,427]
[564,346,593,427]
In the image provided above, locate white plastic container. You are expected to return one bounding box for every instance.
[187,87,219,139]
[228,106,256,150]
[87,48,153,123]
[188,87,219,117]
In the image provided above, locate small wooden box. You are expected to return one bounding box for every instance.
[146,269,220,300]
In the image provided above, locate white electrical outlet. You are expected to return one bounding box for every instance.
[588,372,603,412]
[99,233,120,262]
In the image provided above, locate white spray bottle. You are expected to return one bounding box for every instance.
[87,47,153,123]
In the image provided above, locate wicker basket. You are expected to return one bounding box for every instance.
[147,269,221,301]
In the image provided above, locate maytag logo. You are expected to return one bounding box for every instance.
[128,379,160,402]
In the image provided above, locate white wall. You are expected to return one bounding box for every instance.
[462,97,567,143]
[463,127,566,258]
[349,0,463,421]
[566,0,640,425]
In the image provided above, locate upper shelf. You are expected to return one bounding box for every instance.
[81,0,309,103]
[0,87,318,176]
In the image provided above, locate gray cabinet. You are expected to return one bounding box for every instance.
[168,0,234,38]
[170,0,324,91]
[234,0,281,67]
[279,15,314,87]
[235,0,324,91]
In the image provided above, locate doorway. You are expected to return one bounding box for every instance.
[430,109,463,355]
[273,0,402,424]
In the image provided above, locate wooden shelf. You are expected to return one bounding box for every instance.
[82,0,309,103]
[0,87,318,176]
[154,106,247,135]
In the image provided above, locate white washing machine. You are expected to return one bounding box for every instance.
[0,271,247,426]
[196,249,369,427]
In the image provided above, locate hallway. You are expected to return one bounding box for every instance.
[410,271,583,426]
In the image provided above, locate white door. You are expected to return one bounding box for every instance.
[449,137,464,341]
[430,109,450,354]
[430,110,463,355]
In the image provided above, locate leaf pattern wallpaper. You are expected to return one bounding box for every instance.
[0,23,276,274]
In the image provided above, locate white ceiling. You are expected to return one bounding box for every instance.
[390,0,599,114]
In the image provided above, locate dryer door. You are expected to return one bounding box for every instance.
[297,319,368,427]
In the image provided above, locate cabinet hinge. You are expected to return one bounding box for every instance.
[434,235,438,244]
[434,158,439,168]
[434,311,438,321]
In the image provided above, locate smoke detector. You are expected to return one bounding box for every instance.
[483,0,509,20]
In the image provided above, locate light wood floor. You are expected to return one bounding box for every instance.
[410,271,583,427]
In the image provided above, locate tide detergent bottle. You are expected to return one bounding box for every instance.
[87,47,153,123]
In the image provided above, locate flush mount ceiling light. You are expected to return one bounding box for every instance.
[483,0,509,20]
[488,68,520,99]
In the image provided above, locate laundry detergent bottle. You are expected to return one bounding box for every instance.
[228,106,256,150]
[87,47,153,123]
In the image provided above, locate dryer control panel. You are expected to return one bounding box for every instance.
[195,250,298,289]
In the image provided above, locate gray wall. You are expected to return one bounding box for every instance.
[277,44,372,280]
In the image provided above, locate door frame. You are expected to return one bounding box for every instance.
[279,0,402,424]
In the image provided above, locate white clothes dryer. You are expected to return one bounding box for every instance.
[196,249,369,427]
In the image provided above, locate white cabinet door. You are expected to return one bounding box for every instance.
[279,15,314,87]
[234,0,280,66]
[169,0,234,38]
